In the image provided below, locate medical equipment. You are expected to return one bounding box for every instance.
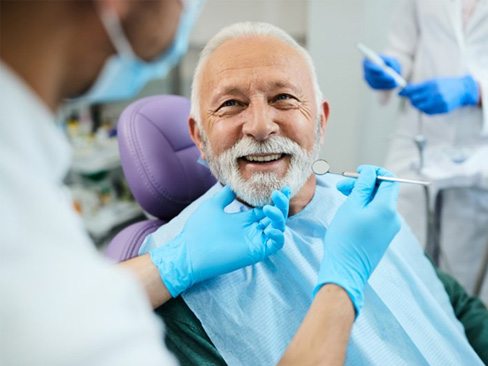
[357,43,407,88]
[311,159,431,186]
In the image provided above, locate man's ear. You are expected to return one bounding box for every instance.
[189,117,206,160]
[319,100,330,143]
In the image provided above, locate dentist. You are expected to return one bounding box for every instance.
[0,1,286,364]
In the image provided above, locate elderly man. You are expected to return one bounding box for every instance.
[141,22,485,365]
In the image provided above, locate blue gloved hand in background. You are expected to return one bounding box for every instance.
[314,165,400,316]
[150,186,291,297]
[399,75,479,115]
[363,55,402,90]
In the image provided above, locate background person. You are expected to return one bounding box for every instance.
[362,0,488,299]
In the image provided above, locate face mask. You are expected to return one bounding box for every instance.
[73,0,203,104]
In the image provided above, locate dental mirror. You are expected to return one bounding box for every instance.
[311,159,331,175]
[312,159,431,186]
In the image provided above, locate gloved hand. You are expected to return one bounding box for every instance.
[314,165,400,316]
[399,74,479,115]
[363,55,402,90]
[150,186,291,297]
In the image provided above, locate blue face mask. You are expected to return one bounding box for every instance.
[73,0,203,104]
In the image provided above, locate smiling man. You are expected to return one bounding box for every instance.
[140,22,484,365]
[189,29,327,212]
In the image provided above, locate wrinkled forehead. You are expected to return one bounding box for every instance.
[199,36,315,96]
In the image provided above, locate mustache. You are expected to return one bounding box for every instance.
[202,133,317,207]
[227,136,303,158]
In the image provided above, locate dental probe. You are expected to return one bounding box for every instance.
[311,159,431,186]
[357,43,407,88]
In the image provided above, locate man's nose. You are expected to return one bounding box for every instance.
[242,101,279,142]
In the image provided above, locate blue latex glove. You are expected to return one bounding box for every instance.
[150,186,291,297]
[363,55,402,90]
[314,165,401,316]
[399,75,479,115]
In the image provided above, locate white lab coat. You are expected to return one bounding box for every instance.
[383,0,488,300]
[0,63,177,365]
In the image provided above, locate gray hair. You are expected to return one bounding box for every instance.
[189,21,324,125]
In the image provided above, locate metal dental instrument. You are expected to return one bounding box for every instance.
[311,159,431,186]
[357,43,407,88]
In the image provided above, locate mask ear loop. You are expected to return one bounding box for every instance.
[97,4,137,59]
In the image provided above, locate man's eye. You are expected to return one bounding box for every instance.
[220,100,239,108]
[274,94,295,102]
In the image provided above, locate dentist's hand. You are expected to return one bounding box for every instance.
[315,165,400,316]
[150,186,290,297]
[399,75,479,114]
[363,55,402,90]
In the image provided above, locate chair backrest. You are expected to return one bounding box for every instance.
[105,95,216,262]
[118,94,216,221]
[105,219,164,261]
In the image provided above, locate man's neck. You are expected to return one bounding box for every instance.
[0,2,109,112]
[0,4,70,111]
[1,52,65,112]
[288,175,317,216]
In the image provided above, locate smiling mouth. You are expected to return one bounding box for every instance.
[240,153,288,163]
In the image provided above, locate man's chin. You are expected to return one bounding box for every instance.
[230,179,282,208]
[234,193,273,208]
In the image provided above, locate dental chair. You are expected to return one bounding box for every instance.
[105,95,216,262]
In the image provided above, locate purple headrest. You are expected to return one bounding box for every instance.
[117,95,216,220]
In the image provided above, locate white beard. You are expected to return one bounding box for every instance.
[203,134,320,207]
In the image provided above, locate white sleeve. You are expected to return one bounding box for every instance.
[384,0,419,81]
[1,256,179,366]
[0,161,178,366]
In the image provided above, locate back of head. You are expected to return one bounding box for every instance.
[190,22,323,123]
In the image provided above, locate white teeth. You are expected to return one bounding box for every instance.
[245,154,282,162]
